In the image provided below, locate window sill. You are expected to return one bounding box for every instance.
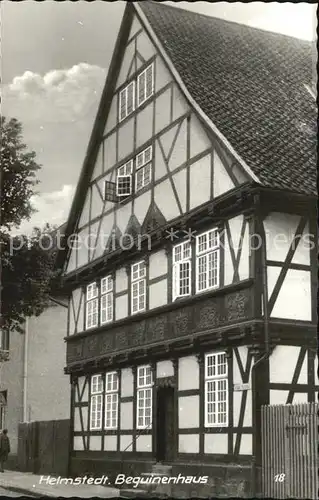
[204,425,228,430]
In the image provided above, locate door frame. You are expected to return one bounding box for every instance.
[154,377,177,463]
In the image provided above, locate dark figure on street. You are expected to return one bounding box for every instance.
[0,429,10,472]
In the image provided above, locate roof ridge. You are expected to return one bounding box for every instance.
[144,1,313,44]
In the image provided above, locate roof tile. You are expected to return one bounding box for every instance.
[140,2,317,195]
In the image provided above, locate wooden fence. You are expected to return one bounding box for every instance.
[261,403,318,499]
[18,419,70,476]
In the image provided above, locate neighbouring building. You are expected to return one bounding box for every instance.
[56,2,317,496]
[0,302,69,468]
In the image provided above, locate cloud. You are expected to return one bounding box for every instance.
[15,184,75,235]
[3,63,107,193]
[5,63,107,124]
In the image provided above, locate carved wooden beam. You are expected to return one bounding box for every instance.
[195,351,204,367]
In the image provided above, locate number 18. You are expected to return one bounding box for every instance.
[274,473,285,482]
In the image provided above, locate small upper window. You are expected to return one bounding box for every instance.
[135,146,152,192]
[118,63,154,124]
[119,81,135,122]
[137,64,154,106]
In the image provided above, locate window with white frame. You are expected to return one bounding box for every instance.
[100,275,113,324]
[205,352,228,427]
[119,81,135,122]
[137,64,154,106]
[131,261,146,314]
[137,365,153,429]
[105,372,119,429]
[196,229,220,293]
[86,282,98,329]
[90,374,103,430]
[135,146,152,192]
[116,160,133,197]
[172,241,191,300]
[118,64,154,124]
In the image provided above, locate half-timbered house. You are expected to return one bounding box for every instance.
[57,2,317,496]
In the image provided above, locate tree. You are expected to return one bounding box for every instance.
[1,117,40,229]
[1,117,60,333]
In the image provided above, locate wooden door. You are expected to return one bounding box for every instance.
[156,387,176,462]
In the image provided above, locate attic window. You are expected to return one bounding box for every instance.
[119,81,135,122]
[137,64,154,106]
[118,63,154,123]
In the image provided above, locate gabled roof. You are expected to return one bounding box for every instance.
[138,2,317,196]
[57,2,317,271]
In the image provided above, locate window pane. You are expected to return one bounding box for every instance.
[116,175,132,196]
[145,65,153,99]
[127,82,135,115]
[132,261,145,281]
[101,293,113,324]
[119,88,127,121]
[205,353,228,426]
[91,374,103,394]
[87,298,98,328]
[137,366,152,388]
[183,242,191,260]
[132,271,146,313]
[125,160,133,175]
[208,250,218,288]
[101,276,113,294]
[87,282,98,300]
[135,163,152,192]
[137,387,152,428]
[197,255,207,291]
[136,151,144,169]
[179,261,190,296]
[138,71,146,105]
[197,233,207,254]
[144,146,152,163]
[208,229,219,250]
[173,245,182,263]
[135,169,144,192]
[90,394,103,429]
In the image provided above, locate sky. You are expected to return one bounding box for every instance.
[2,1,317,233]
